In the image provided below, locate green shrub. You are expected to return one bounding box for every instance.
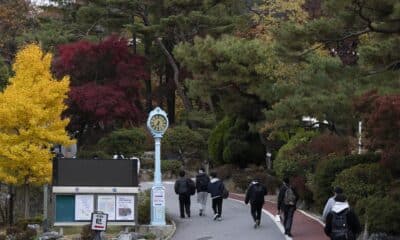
[76,149,111,159]
[138,190,151,224]
[313,153,380,209]
[209,117,234,165]
[274,130,318,179]
[98,128,147,156]
[357,196,400,235]
[333,163,392,204]
[232,168,281,193]
[161,160,182,176]
[163,125,207,163]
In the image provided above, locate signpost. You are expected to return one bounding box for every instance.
[146,107,169,226]
[91,211,108,240]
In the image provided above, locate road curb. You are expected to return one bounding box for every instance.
[164,216,177,240]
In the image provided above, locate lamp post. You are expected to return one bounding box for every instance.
[146,107,169,226]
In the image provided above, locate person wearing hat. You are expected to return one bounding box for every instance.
[322,187,344,222]
[324,194,361,240]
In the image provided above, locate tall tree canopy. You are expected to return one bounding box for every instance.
[0,44,73,186]
[52,36,147,142]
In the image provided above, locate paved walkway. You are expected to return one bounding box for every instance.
[163,182,286,240]
[230,193,329,240]
[143,182,328,240]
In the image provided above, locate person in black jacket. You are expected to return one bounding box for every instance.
[207,172,225,221]
[245,179,268,228]
[174,170,194,218]
[277,177,299,237]
[324,194,361,240]
[195,167,210,216]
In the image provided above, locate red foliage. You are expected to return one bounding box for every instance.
[53,36,148,132]
[307,133,351,156]
[355,91,400,174]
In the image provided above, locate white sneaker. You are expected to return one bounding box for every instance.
[213,214,218,220]
[217,216,222,221]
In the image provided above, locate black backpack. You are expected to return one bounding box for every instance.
[197,175,209,191]
[331,210,349,239]
[187,178,196,195]
[253,184,266,203]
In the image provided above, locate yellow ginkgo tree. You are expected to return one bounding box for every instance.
[0,44,74,218]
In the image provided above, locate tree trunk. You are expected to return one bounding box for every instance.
[8,185,13,225]
[144,33,153,112]
[155,38,192,113]
[165,63,176,124]
[23,184,30,219]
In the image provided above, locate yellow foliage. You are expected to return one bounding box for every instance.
[0,44,74,186]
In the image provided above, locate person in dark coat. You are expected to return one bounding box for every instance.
[195,167,210,216]
[277,177,299,237]
[245,179,268,228]
[174,170,194,218]
[324,194,362,240]
[207,172,225,221]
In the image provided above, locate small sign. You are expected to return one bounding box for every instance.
[91,212,108,231]
[152,188,165,207]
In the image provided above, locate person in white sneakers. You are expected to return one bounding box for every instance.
[207,172,226,221]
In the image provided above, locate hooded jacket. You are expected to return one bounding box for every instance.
[207,178,224,199]
[324,201,362,240]
[245,181,267,205]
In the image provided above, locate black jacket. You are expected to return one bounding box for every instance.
[174,177,193,195]
[245,181,267,205]
[195,172,210,192]
[277,183,299,211]
[207,178,224,198]
[324,202,361,240]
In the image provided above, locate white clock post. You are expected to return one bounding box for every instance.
[146,107,169,226]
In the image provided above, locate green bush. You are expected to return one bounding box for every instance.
[209,117,234,165]
[333,163,392,204]
[77,149,111,159]
[274,129,318,179]
[138,190,151,224]
[98,128,147,156]
[357,196,400,235]
[163,125,207,163]
[161,160,182,176]
[232,168,281,193]
[313,153,380,209]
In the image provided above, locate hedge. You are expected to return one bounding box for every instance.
[208,117,234,165]
[312,153,380,209]
[98,128,147,157]
[333,163,392,204]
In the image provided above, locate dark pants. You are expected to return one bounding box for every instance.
[251,202,263,222]
[179,194,191,217]
[212,197,223,217]
[283,205,296,234]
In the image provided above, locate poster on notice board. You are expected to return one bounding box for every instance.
[116,195,134,221]
[97,195,116,220]
[75,195,94,220]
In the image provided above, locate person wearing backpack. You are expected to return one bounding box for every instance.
[245,179,268,228]
[196,167,210,216]
[277,177,299,237]
[174,170,195,218]
[207,172,226,221]
[322,187,344,222]
[324,194,361,240]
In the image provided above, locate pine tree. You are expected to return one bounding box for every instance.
[0,44,74,217]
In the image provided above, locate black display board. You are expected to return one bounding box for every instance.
[53,158,138,187]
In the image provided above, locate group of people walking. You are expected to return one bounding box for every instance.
[175,168,363,240]
[174,168,228,221]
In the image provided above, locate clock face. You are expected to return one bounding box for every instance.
[150,114,168,132]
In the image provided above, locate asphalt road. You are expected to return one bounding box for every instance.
[147,181,286,240]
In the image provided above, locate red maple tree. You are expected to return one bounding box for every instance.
[355,91,400,174]
[53,36,148,139]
